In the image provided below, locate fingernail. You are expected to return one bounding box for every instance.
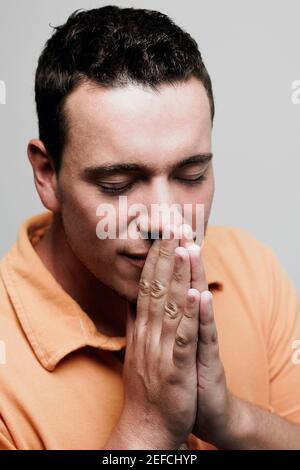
[187,243,201,255]
[187,288,199,303]
[175,246,187,261]
[201,290,212,302]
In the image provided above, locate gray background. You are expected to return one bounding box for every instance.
[0,0,299,292]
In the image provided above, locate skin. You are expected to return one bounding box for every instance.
[109,236,201,450]
[28,76,300,449]
[28,77,214,337]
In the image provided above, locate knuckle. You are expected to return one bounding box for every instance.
[203,315,214,327]
[166,370,180,385]
[199,335,210,346]
[211,328,218,343]
[214,362,225,384]
[161,367,181,385]
[175,334,190,348]
[150,279,166,298]
[139,278,151,296]
[164,299,180,319]
[184,306,197,319]
[173,269,183,283]
[159,246,173,259]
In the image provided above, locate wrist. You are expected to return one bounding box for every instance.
[210,393,256,449]
[105,409,181,450]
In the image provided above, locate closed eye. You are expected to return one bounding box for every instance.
[175,174,207,185]
[96,174,207,195]
[96,181,135,194]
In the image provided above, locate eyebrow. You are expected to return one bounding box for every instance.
[81,153,213,181]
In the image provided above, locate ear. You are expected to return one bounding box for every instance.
[27,139,61,213]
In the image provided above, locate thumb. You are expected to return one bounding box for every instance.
[197,290,219,369]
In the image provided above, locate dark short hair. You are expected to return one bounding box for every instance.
[35,5,214,173]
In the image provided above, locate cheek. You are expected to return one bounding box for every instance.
[57,210,94,267]
[60,183,102,233]
[60,186,122,260]
[63,203,119,266]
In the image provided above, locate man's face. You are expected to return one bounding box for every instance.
[56,77,214,302]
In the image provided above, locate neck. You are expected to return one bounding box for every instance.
[34,212,127,337]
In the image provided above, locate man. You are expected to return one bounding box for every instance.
[0,5,299,450]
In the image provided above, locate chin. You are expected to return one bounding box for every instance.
[93,269,140,304]
[116,282,139,304]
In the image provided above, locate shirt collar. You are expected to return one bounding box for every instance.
[1,211,223,371]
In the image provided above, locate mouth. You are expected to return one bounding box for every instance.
[122,253,147,268]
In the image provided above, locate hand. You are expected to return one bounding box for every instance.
[193,290,232,444]
[179,225,231,445]
[119,229,201,449]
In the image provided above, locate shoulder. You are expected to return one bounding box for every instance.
[205,224,299,316]
[204,224,275,278]
[206,224,270,253]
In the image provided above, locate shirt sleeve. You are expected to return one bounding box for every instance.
[265,247,300,423]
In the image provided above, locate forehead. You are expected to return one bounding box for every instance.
[62,77,212,169]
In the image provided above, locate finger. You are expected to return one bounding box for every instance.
[178,224,208,291]
[173,288,201,368]
[178,224,194,249]
[147,231,179,344]
[187,244,208,292]
[160,246,191,360]
[135,239,161,328]
[197,290,219,369]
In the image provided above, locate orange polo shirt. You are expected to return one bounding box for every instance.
[0,211,299,450]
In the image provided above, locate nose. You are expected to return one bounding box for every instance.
[135,177,184,240]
